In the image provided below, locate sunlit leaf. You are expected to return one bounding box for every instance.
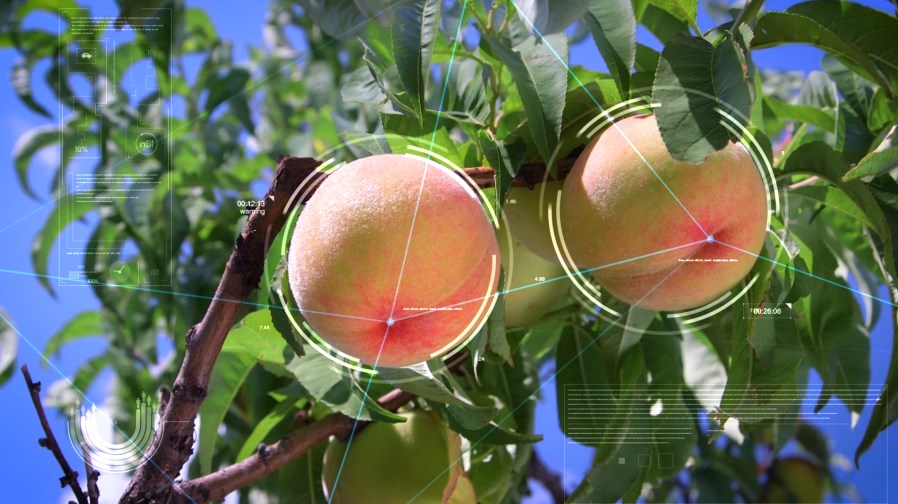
[653,33,752,162]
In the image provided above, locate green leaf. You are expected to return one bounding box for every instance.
[0,309,18,386]
[782,141,896,279]
[790,186,873,230]
[478,132,525,214]
[204,68,250,117]
[868,88,898,133]
[289,352,405,423]
[790,221,870,414]
[844,145,898,182]
[444,58,490,125]
[11,59,51,118]
[762,96,835,131]
[568,439,647,503]
[486,33,568,165]
[618,307,655,358]
[379,364,494,415]
[391,0,440,122]
[653,33,752,163]
[788,1,898,88]
[645,0,698,31]
[856,296,898,466]
[294,0,374,39]
[277,444,327,504]
[583,0,637,96]
[752,9,893,95]
[180,7,217,54]
[443,408,543,445]
[516,0,590,35]
[198,310,293,472]
[13,124,58,199]
[32,194,95,295]
[44,311,103,358]
[719,316,805,424]
[236,397,305,462]
[199,348,256,474]
[633,0,691,44]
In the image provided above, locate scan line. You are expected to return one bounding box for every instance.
[392,238,708,323]
[325,3,470,501]
[0,267,386,324]
[403,262,687,503]
[715,240,898,309]
[508,0,709,238]
[0,311,199,504]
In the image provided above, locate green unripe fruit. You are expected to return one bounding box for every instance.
[322,410,473,504]
[762,457,825,503]
[498,232,569,327]
[503,181,565,263]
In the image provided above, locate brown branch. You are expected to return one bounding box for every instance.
[175,388,416,503]
[119,156,322,503]
[21,365,89,504]
[121,149,568,502]
[80,442,100,504]
[528,450,567,504]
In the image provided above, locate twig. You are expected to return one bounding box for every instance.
[528,450,567,504]
[732,0,765,30]
[120,150,567,502]
[80,442,100,504]
[21,365,89,504]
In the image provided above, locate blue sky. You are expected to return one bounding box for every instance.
[0,1,896,503]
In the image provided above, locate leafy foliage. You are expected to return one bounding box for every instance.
[4,0,898,502]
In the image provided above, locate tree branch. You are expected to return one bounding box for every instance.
[174,388,416,503]
[21,365,89,504]
[121,152,570,503]
[119,156,323,503]
[528,450,567,504]
[80,442,101,504]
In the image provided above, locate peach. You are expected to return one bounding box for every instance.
[762,457,824,503]
[288,154,499,368]
[498,229,569,327]
[503,181,564,262]
[322,410,472,503]
[560,115,766,311]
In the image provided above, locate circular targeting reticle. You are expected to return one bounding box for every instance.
[268,140,501,377]
[535,93,781,332]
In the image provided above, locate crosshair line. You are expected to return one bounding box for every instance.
[507,0,709,238]
[403,259,688,503]
[392,238,709,323]
[0,310,199,504]
[324,2,470,501]
[0,267,386,324]
[0,1,411,237]
[715,240,898,309]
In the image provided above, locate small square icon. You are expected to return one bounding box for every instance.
[618,457,625,465]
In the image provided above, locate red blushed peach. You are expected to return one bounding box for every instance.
[560,114,767,312]
[288,154,499,368]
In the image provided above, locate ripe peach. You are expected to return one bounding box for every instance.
[503,181,564,262]
[560,115,766,311]
[498,230,569,327]
[322,410,472,503]
[287,154,499,368]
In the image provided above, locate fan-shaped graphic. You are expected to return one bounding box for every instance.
[66,392,160,473]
